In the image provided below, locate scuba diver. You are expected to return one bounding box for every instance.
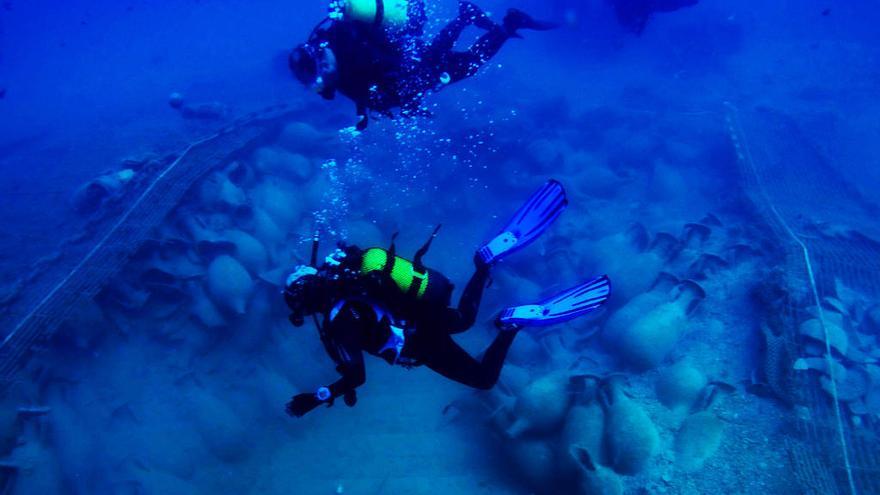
[288,1,557,130]
[283,180,611,417]
[608,0,699,34]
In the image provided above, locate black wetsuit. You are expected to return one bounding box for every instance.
[318,263,517,406]
[314,8,513,128]
[287,265,517,416]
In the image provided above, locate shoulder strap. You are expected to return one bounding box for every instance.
[307,17,332,43]
[374,0,385,26]
[413,224,441,272]
[309,231,320,267]
[384,231,399,276]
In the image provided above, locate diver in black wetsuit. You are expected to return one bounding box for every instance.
[288,1,556,130]
[608,0,699,34]
[281,181,612,418]
[284,245,506,417]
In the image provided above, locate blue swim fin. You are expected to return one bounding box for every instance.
[498,275,611,328]
[478,179,568,265]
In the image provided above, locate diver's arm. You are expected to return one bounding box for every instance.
[327,342,366,399]
[355,100,369,130]
[286,339,365,417]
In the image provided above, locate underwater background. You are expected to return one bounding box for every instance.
[2,0,880,494]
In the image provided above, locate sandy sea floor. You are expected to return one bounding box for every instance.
[2,2,879,494]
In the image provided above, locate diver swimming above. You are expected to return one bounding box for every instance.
[288,0,557,130]
[283,180,611,417]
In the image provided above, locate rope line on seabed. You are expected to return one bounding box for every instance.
[724,101,858,495]
[3,137,190,348]
[0,105,298,387]
[0,124,224,353]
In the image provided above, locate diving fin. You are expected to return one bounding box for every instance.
[498,275,611,329]
[478,179,568,265]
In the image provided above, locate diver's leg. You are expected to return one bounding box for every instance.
[443,25,511,82]
[428,15,470,55]
[446,6,561,81]
[445,6,560,83]
[406,0,428,36]
[417,329,518,390]
[446,262,491,334]
[468,26,510,67]
[427,2,495,57]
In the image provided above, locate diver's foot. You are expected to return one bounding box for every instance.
[459,1,495,30]
[477,180,567,265]
[497,275,612,329]
[474,251,492,271]
[502,8,559,35]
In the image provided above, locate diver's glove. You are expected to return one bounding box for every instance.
[356,114,368,131]
[286,387,332,417]
[286,393,321,417]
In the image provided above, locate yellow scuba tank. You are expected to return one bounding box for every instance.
[328,0,410,28]
[359,247,453,306]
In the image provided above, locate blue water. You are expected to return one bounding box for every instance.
[1,1,879,494]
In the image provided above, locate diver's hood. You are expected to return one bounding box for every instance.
[284,265,321,326]
[290,44,319,86]
[286,265,318,289]
[289,42,338,95]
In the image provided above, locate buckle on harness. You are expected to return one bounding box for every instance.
[378,324,406,365]
[329,298,408,365]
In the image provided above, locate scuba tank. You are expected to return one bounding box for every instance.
[290,227,449,371]
[290,227,453,325]
[358,225,453,308]
[358,247,452,307]
[328,0,411,29]
[338,225,453,311]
